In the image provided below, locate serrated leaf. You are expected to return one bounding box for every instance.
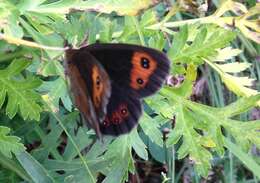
[220,94,260,117]
[223,73,255,86]
[166,109,184,147]
[0,126,25,158]
[166,103,212,176]
[168,26,236,64]
[212,47,242,62]
[217,62,251,73]
[235,3,260,43]
[205,54,259,105]
[162,87,260,177]
[0,59,42,120]
[220,72,259,103]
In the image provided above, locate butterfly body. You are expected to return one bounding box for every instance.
[65,43,170,137]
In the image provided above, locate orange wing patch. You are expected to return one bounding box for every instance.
[130,52,157,90]
[92,65,104,108]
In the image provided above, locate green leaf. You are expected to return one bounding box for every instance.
[168,25,188,60]
[212,47,242,62]
[205,46,259,105]
[104,135,129,159]
[217,62,251,73]
[38,60,64,77]
[39,78,72,112]
[16,151,55,183]
[0,1,16,20]
[33,0,159,16]
[220,94,260,117]
[129,129,148,160]
[173,105,212,177]
[86,138,112,160]
[102,158,128,183]
[163,87,260,177]
[224,138,260,179]
[63,128,92,161]
[139,113,163,147]
[0,151,32,182]
[103,135,133,183]
[19,17,63,59]
[43,157,112,175]
[168,26,236,63]
[0,1,23,38]
[0,59,42,121]
[53,14,89,46]
[0,126,25,158]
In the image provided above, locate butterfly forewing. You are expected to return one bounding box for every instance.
[85,43,170,98]
[65,49,111,137]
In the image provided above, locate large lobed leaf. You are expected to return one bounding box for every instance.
[0,126,25,158]
[205,46,259,105]
[0,59,42,121]
[163,86,260,177]
[168,25,236,64]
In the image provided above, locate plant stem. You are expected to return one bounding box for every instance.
[171,147,175,183]
[0,33,67,51]
[43,98,96,183]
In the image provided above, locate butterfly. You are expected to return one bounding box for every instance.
[65,43,170,137]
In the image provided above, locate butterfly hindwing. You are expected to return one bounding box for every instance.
[100,83,142,136]
[65,49,111,137]
[84,43,170,98]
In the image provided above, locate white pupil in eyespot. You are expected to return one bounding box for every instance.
[137,78,144,85]
[141,57,150,69]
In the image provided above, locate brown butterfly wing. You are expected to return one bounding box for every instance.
[85,43,170,98]
[65,49,111,137]
[100,83,142,135]
[83,43,170,136]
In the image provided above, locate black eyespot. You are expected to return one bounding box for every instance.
[121,108,127,115]
[136,78,144,85]
[96,76,100,86]
[141,57,150,69]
